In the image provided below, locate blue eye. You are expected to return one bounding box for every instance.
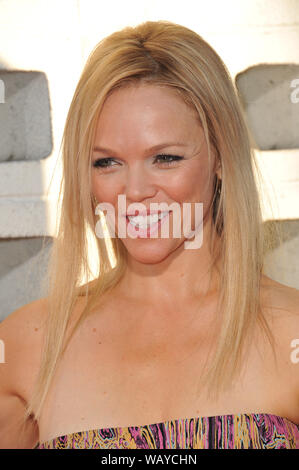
[92,154,184,170]
[92,158,117,169]
[153,154,184,166]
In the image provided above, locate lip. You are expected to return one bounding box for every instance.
[126,211,171,238]
[124,209,171,217]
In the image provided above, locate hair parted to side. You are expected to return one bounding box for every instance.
[23,20,276,431]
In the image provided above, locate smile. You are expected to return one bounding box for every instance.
[126,211,171,238]
[127,211,170,229]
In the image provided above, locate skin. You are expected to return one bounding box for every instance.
[91,83,221,313]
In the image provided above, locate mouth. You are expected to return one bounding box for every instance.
[126,211,169,227]
[125,211,170,237]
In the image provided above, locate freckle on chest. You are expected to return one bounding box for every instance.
[91,327,102,344]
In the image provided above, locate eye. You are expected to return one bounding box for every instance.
[153,154,184,167]
[92,154,184,171]
[92,158,118,170]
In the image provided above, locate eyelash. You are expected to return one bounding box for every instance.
[92,154,184,170]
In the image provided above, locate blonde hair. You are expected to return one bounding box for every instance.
[24,20,276,432]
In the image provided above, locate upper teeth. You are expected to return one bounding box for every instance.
[128,212,169,227]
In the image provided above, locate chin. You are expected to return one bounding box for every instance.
[123,239,180,264]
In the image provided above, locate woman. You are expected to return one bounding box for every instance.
[0,20,299,449]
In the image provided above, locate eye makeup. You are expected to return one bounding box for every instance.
[92,154,185,170]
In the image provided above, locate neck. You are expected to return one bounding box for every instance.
[117,217,221,307]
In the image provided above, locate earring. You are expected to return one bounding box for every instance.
[212,174,223,235]
[216,175,222,198]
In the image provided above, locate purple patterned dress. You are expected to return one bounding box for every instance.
[36,413,299,449]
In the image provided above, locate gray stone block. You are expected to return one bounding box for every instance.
[0,237,53,321]
[0,79,4,103]
[0,198,51,237]
[236,64,299,150]
[0,71,52,161]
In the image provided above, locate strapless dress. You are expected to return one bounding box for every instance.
[35,413,299,449]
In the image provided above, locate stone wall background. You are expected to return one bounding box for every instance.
[0,0,299,321]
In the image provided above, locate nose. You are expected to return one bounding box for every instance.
[124,162,156,202]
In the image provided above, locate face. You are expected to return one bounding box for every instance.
[91,83,218,264]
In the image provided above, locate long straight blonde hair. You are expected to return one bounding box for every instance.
[24,20,276,428]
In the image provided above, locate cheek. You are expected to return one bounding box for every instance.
[91,174,122,205]
[166,165,211,203]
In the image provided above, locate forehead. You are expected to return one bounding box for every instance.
[100,83,196,112]
[94,83,202,146]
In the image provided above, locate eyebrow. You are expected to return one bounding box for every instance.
[92,142,188,156]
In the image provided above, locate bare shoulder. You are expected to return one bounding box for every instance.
[260,274,299,320]
[0,297,51,406]
[0,298,49,448]
[1,297,49,329]
[260,275,299,394]
[260,275,299,344]
[0,298,49,358]
[0,298,49,392]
